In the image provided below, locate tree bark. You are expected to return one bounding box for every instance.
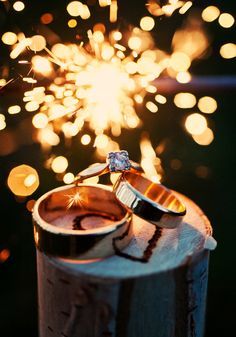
[36,193,216,337]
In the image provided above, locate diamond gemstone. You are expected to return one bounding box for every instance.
[107,151,131,172]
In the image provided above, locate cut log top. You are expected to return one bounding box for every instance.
[49,192,217,280]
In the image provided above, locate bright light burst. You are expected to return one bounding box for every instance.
[66,191,83,209]
[0,0,233,195]
[9,17,210,162]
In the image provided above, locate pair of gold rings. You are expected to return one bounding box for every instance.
[33,150,186,260]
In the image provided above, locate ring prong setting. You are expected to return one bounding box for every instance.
[107,151,131,172]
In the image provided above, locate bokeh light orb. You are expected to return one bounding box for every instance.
[51,156,68,173]
[202,6,220,22]
[1,32,17,45]
[185,113,207,135]
[140,16,155,31]
[13,1,25,12]
[7,165,39,196]
[198,96,217,114]
[220,43,236,59]
[30,35,47,52]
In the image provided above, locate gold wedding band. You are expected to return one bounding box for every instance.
[33,184,133,260]
[113,172,186,228]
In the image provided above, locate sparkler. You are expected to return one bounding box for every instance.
[10,20,208,157]
[0,0,234,198]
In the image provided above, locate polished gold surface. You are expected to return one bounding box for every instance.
[33,184,133,260]
[74,160,143,184]
[75,163,109,184]
[113,172,186,228]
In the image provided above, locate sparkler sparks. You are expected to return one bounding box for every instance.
[8,18,210,159]
[0,0,233,197]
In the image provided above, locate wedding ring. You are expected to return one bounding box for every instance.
[74,150,143,184]
[32,184,133,260]
[113,172,186,228]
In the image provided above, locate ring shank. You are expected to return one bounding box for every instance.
[113,172,186,228]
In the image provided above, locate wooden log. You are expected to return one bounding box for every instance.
[36,192,216,337]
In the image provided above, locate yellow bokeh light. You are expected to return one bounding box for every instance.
[25,101,40,112]
[101,44,114,60]
[62,122,79,138]
[81,5,90,19]
[218,13,235,28]
[170,52,191,72]
[198,96,217,114]
[63,172,75,184]
[179,1,192,15]
[146,85,157,93]
[51,43,71,59]
[13,1,25,11]
[51,156,68,173]
[7,165,39,196]
[155,94,167,104]
[39,128,60,146]
[202,6,220,22]
[126,115,140,128]
[220,43,236,59]
[0,114,6,130]
[174,92,196,108]
[99,0,111,7]
[93,31,104,43]
[176,71,191,83]
[185,113,207,135]
[140,16,155,31]
[128,36,142,51]
[0,79,6,87]
[112,31,122,41]
[32,113,48,129]
[29,35,46,52]
[2,32,17,45]
[8,105,21,114]
[192,127,214,146]
[134,94,143,104]
[146,101,158,113]
[81,134,91,145]
[124,61,137,74]
[68,19,77,28]
[67,1,84,17]
[94,134,109,149]
[110,0,118,23]
[32,56,52,75]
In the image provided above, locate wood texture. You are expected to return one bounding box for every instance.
[36,193,216,337]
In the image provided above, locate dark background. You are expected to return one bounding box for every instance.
[0,1,235,336]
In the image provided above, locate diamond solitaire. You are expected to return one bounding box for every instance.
[75,150,143,184]
[107,151,131,172]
